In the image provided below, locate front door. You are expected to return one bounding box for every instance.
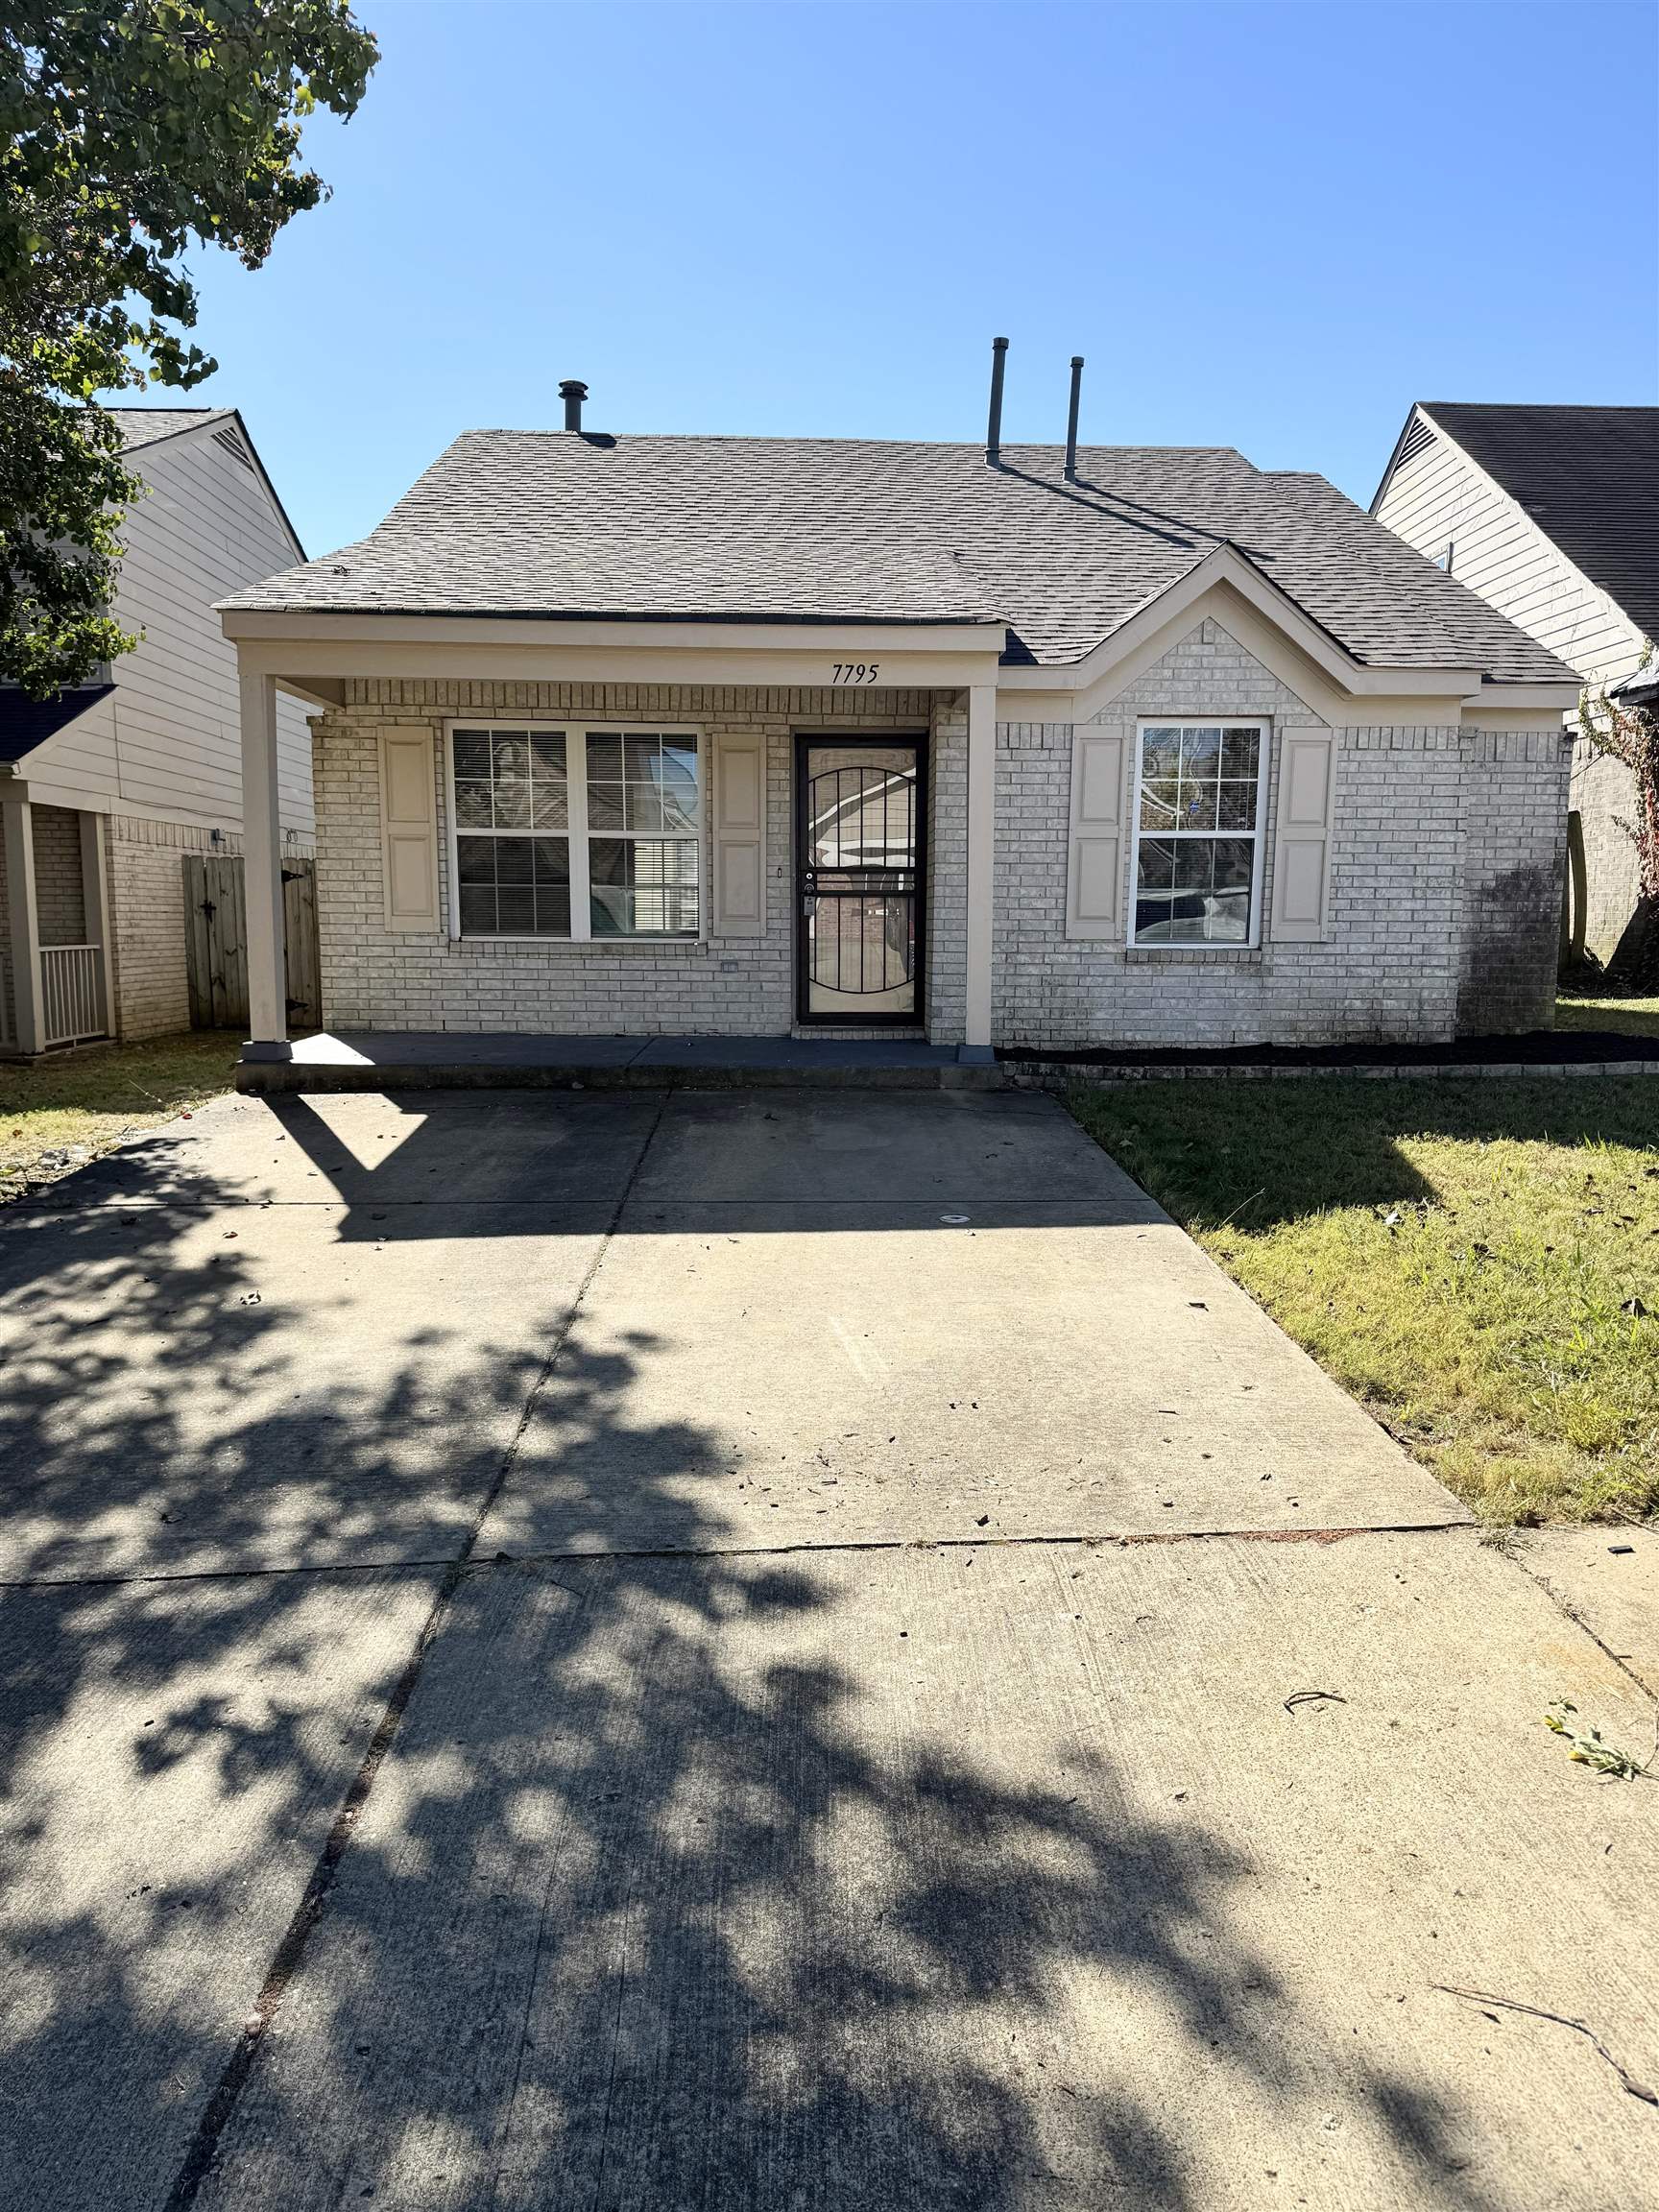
[796,735,926,1025]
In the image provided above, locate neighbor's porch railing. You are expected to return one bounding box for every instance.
[40,943,107,1046]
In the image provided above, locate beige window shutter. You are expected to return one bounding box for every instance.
[1270,727,1336,942]
[711,729,765,937]
[378,727,440,932]
[1065,727,1127,940]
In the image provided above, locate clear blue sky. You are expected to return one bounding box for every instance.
[171,0,1658,560]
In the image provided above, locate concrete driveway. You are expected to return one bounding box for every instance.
[1,1087,1654,2210]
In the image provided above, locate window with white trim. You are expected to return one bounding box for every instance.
[1130,720,1269,946]
[449,726,701,940]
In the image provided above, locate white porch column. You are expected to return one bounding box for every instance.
[960,680,996,1060]
[239,666,288,1053]
[2,792,46,1055]
[77,810,112,1037]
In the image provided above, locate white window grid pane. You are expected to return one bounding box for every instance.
[1129,721,1269,949]
[582,732,701,937]
[448,726,702,941]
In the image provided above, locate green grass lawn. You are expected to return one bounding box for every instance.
[1556,991,1659,1041]
[0,1030,240,1196]
[1069,1074,1659,1527]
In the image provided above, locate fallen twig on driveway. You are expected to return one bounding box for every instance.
[1434,1985,1658,2107]
[1544,1700,1656,1780]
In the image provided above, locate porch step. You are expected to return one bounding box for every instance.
[236,1030,1004,1096]
[787,1025,929,1044]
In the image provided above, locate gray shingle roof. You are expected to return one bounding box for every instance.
[110,407,231,452]
[221,430,1575,682]
[1421,403,1659,645]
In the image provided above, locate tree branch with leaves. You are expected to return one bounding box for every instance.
[0,0,377,694]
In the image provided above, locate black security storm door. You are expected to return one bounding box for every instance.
[796,736,926,1025]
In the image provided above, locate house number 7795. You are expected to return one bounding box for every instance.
[830,662,880,685]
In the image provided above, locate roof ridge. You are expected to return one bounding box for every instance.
[449,426,1250,457]
[1423,399,1659,415]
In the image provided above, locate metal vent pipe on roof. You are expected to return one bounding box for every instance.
[559,379,588,432]
[1064,356,1084,483]
[985,337,1009,466]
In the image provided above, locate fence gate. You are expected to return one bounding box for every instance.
[184,854,321,1030]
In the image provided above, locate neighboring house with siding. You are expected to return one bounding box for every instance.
[0,407,313,1055]
[1372,403,1657,967]
[216,381,1580,1070]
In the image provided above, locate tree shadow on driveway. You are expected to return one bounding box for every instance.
[0,1099,1553,2211]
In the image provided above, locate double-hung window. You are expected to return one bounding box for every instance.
[1130,720,1269,947]
[448,726,701,940]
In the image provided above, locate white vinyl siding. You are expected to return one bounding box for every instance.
[1376,416,1647,691]
[21,423,314,833]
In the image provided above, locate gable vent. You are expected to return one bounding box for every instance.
[212,423,254,471]
[1395,414,1435,471]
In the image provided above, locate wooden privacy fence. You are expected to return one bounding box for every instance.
[183,854,321,1030]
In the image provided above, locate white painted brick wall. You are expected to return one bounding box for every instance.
[312,682,968,1043]
[992,617,1569,1047]
[300,629,1567,1052]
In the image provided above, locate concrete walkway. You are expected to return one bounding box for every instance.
[1,1088,1654,2210]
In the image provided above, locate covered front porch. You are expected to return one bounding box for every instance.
[0,790,113,1057]
[227,615,1007,1075]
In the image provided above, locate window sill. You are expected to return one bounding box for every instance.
[450,934,708,951]
[1124,944,1265,964]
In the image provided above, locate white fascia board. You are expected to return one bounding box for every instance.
[1349,664,1483,698]
[998,544,1375,702]
[996,548,1492,719]
[996,586,1488,730]
[227,617,1006,695]
[1462,681,1582,711]
[220,609,1007,655]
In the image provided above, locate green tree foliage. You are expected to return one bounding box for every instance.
[0,2,377,694]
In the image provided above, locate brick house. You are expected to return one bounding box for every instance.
[218,373,1580,1067]
[1373,403,1658,970]
[1,409,313,1055]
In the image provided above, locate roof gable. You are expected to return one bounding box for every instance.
[112,407,230,453]
[110,407,305,562]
